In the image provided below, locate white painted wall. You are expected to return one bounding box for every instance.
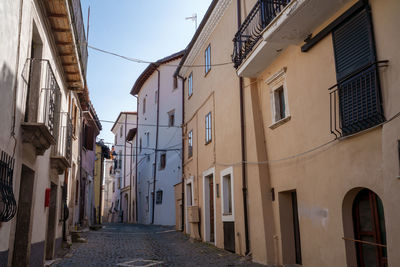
[136,58,182,226]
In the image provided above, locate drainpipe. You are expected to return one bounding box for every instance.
[151,67,161,224]
[134,96,139,223]
[237,0,250,256]
[178,74,186,232]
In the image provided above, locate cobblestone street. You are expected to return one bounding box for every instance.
[54,224,264,267]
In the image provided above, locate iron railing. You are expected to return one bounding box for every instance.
[52,112,73,163]
[69,0,88,76]
[329,61,388,138]
[0,150,16,222]
[232,0,291,68]
[22,59,61,137]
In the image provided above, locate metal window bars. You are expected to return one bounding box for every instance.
[52,112,73,163]
[21,58,61,137]
[0,150,17,222]
[329,61,388,138]
[232,0,291,68]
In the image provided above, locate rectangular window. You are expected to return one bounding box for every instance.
[159,153,166,170]
[173,76,178,89]
[118,151,122,170]
[120,125,123,138]
[83,123,94,150]
[188,72,193,97]
[155,90,158,104]
[188,130,193,158]
[222,174,232,215]
[139,138,142,153]
[205,44,211,74]
[205,112,212,144]
[156,190,163,204]
[168,110,175,127]
[274,86,286,121]
[332,8,384,136]
[143,98,146,114]
[146,132,150,147]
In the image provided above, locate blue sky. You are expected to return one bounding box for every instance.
[81,0,212,144]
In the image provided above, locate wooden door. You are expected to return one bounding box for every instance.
[209,179,214,243]
[353,189,387,267]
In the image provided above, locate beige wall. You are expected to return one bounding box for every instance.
[242,0,400,265]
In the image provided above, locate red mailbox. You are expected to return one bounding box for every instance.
[45,188,51,207]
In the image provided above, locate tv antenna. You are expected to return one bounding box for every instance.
[185,13,198,30]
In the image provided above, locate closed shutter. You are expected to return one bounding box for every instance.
[332,8,384,136]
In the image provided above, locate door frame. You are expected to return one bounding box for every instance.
[202,167,216,244]
[185,176,194,234]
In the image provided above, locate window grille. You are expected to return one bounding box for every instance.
[0,150,16,222]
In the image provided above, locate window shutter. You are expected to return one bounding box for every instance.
[332,9,375,81]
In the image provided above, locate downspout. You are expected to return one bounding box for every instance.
[237,0,250,256]
[151,67,161,224]
[177,74,186,232]
[134,96,139,223]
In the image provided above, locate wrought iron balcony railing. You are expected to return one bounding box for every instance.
[232,0,291,68]
[329,61,388,138]
[69,0,88,75]
[0,150,16,222]
[22,59,61,137]
[52,112,73,164]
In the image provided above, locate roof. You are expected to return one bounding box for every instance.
[174,0,218,77]
[110,111,137,133]
[130,50,185,96]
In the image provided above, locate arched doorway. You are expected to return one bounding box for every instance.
[352,189,387,267]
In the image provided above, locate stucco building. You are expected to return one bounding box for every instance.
[0,0,101,265]
[177,0,400,266]
[110,112,137,223]
[131,51,184,226]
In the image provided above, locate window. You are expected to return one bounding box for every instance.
[188,72,193,97]
[159,153,166,170]
[120,125,123,138]
[188,130,193,158]
[155,90,158,104]
[72,104,78,137]
[173,76,178,89]
[266,68,290,127]
[205,44,211,74]
[156,190,163,204]
[168,110,175,127]
[222,174,232,215]
[221,167,234,222]
[118,176,121,189]
[205,112,212,144]
[83,123,94,150]
[332,9,384,136]
[118,151,122,170]
[146,132,150,147]
[112,181,115,192]
[139,138,142,153]
[274,86,286,121]
[143,97,146,114]
[146,154,150,162]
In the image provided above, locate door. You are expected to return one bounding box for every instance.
[353,189,387,267]
[223,222,235,252]
[12,165,35,267]
[209,179,214,243]
[45,182,58,260]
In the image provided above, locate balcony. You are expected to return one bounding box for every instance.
[233,0,351,77]
[51,113,73,174]
[21,59,58,155]
[42,0,88,90]
[329,62,387,138]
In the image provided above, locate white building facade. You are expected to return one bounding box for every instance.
[110,112,137,223]
[131,51,184,226]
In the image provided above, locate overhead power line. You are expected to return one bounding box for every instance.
[88,45,233,67]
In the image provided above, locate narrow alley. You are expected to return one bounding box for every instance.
[54,224,262,267]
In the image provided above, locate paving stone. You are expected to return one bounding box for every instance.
[54,223,265,267]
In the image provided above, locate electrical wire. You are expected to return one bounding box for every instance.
[88,45,233,68]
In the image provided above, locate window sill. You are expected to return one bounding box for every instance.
[269,115,291,130]
[205,140,212,146]
[204,69,211,77]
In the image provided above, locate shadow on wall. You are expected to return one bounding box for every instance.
[0,63,15,141]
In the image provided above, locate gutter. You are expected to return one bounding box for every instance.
[237,0,250,255]
[151,68,161,224]
[178,74,186,232]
